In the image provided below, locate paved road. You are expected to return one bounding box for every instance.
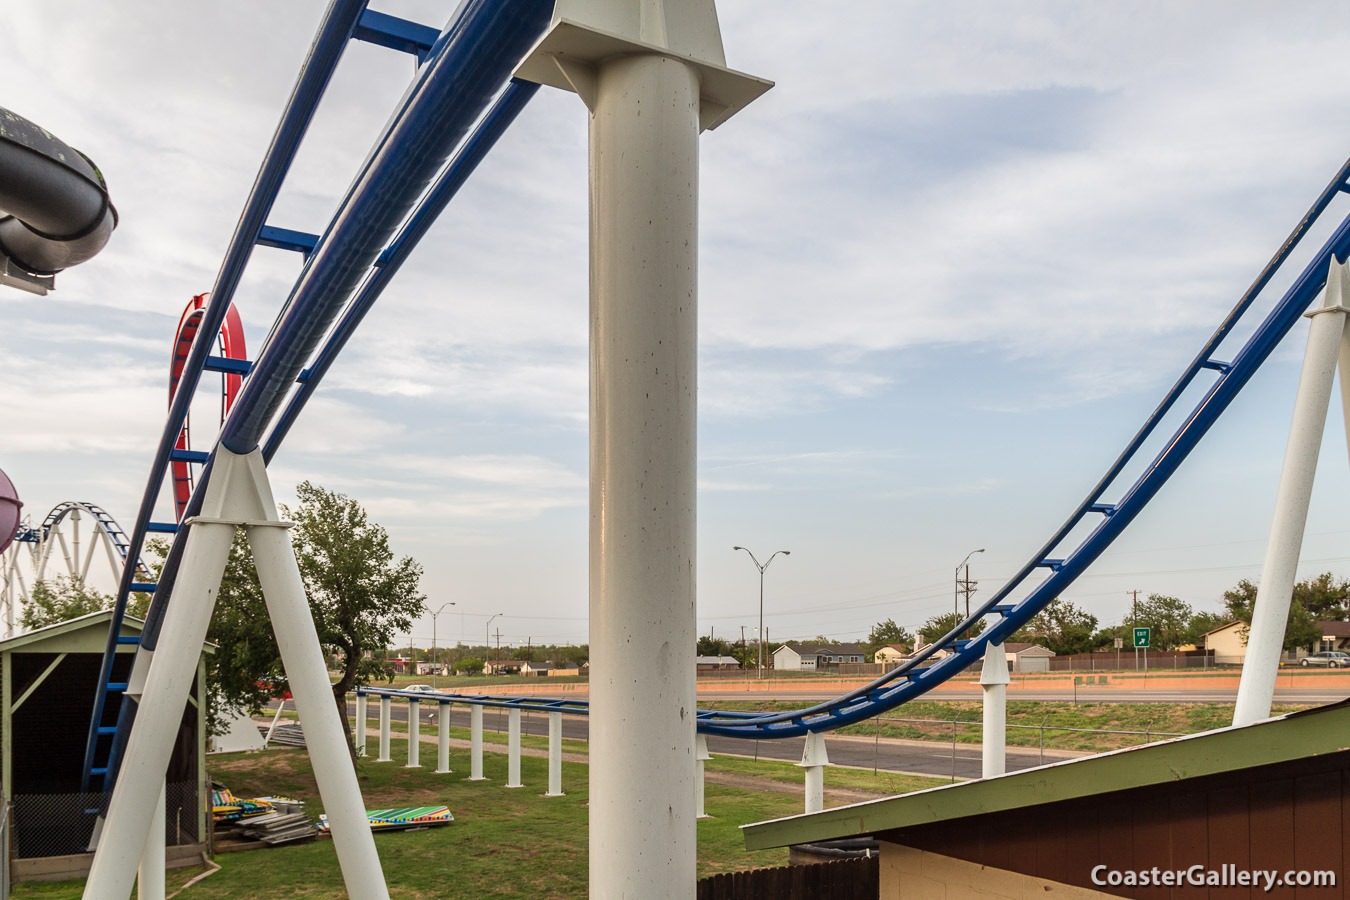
[339,700,1070,781]
[702,685,1349,704]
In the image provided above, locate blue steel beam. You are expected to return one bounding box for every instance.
[82,0,370,791]
[262,79,540,461]
[219,0,553,455]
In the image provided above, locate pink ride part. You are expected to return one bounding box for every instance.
[0,467,21,554]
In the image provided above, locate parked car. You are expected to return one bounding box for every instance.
[1298,651,1350,668]
[401,683,440,693]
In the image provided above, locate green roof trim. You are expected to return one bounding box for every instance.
[742,700,1350,851]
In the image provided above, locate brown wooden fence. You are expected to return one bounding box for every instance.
[697,857,878,899]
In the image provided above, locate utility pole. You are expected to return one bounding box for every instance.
[958,566,978,618]
[955,549,984,621]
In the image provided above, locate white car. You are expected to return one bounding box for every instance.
[402,683,439,693]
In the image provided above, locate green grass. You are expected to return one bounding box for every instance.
[699,699,1314,752]
[12,740,812,899]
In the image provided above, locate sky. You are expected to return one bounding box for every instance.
[5,1,1350,654]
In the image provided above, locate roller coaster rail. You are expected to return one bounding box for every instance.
[361,155,1350,740]
[82,0,1350,801]
[81,0,553,795]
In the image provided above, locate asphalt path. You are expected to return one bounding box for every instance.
[340,700,1070,781]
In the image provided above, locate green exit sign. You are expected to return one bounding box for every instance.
[1133,627,1151,648]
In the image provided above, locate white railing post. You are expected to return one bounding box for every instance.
[506,708,523,788]
[695,734,712,819]
[377,696,392,762]
[467,704,486,781]
[354,692,368,757]
[435,702,451,774]
[405,699,421,767]
[546,711,564,797]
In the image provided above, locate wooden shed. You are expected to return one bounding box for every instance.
[744,700,1350,899]
[0,611,210,881]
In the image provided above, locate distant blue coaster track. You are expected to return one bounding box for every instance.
[83,0,1350,792]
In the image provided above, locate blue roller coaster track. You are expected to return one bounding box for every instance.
[83,0,1350,793]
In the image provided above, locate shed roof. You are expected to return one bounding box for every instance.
[742,699,1350,851]
[0,610,217,656]
[1002,642,1054,656]
[1318,620,1350,637]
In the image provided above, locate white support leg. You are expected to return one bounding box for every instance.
[467,705,485,781]
[405,699,421,768]
[135,782,165,900]
[81,516,236,900]
[506,708,523,788]
[546,711,563,797]
[1235,260,1350,727]
[377,697,392,762]
[244,474,388,898]
[355,693,368,757]
[980,642,1009,778]
[695,734,711,819]
[435,703,451,774]
[797,732,830,814]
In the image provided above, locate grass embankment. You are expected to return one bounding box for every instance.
[699,700,1315,752]
[13,740,812,900]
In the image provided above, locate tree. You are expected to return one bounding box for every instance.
[20,576,150,631]
[285,481,426,748]
[863,618,913,659]
[1010,597,1099,655]
[918,612,984,644]
[1223,578,1323,653]
[697,635,732,657]
[457,657,484,675]
[1294,572,1349,621]
[1124,594,1193,651]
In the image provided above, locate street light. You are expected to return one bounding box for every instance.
[733,546,790,678]
[485,613,503,674]
[430,602,456,687]
[955,548,985,620]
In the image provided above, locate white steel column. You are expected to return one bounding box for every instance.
[405,699,421,767]
[546,711,563,797]
[695,733,711,819]
[467,705,486,781]
[797,732,830,814]
[588,51,701,897]
[377,697,392,762]
[355,693,368,757]
[516,6,769,895]
[506,708,523,788]
[135,782,165,900]
[980,642,1009,778]
[1235,259,1350,727]
[435,703,451,774]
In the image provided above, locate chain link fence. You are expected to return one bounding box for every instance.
[11,782,198,860]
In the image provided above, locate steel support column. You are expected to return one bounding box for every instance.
[506,708,523,788]
[468,704,485,781]
[1235,259,1350,726]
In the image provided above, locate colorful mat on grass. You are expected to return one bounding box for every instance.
[318,806,455,832]
[211,783,303,823]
